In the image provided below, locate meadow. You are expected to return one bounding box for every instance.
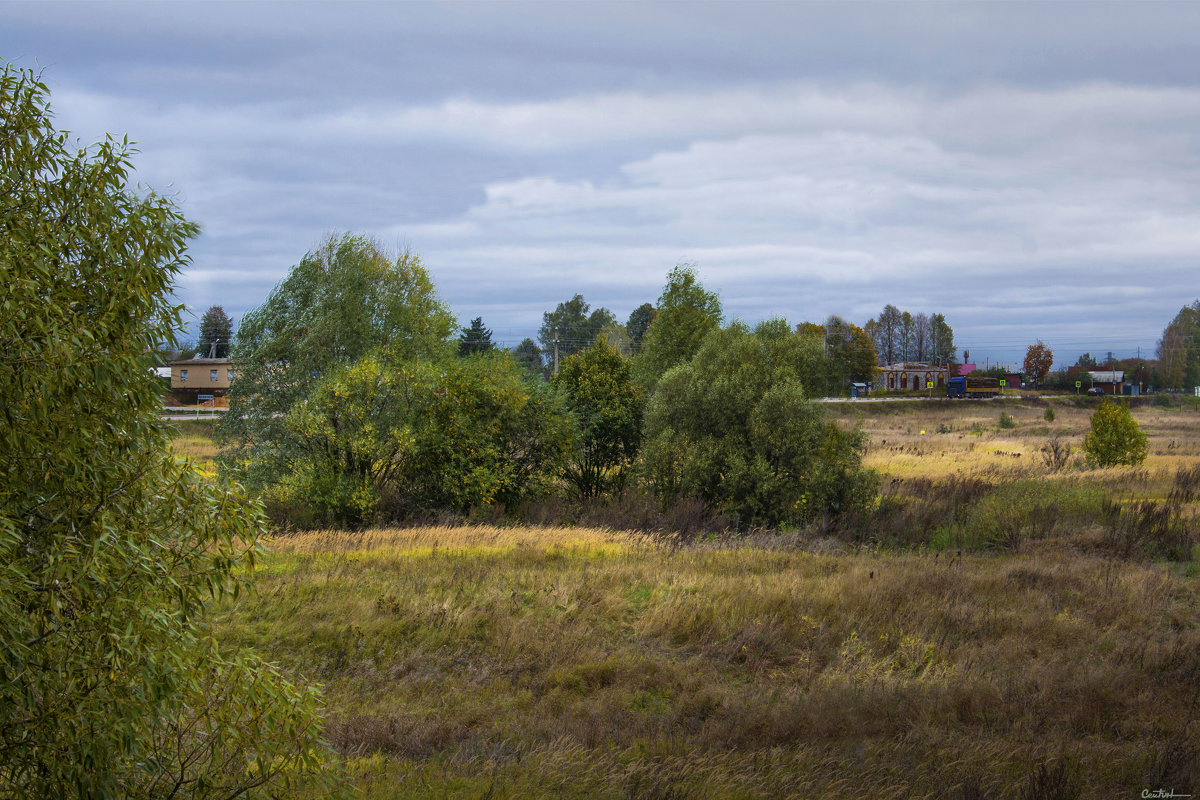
[179,396,1200,798]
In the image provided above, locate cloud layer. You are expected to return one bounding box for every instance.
[7,3,1200,366]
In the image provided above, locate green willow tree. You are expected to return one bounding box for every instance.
[219,234,456,492]
[0,66,340,798]
[633,264,722,390]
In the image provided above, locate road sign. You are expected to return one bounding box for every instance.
[1075,381,1081,388]
[999,379,1006,387]
[926,381,933,389]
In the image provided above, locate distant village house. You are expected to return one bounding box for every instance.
[169,357,235,395]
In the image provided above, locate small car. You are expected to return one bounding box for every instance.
[1086,387,1105,396]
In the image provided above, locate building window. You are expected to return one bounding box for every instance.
[227,368,235,380]
[180,369,188,382]
[210,369,218,382]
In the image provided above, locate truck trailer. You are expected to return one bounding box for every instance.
[946,376,1000,398]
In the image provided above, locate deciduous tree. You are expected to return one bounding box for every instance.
[551,339,643,498]
[1157,300,1200,389]
[633,264,722,389]
[1083,398,1148,467]
[1023,340,1054,387]
[929,313,955,365]
[280,352,573,525]
[627,302,656,353]
[538,294,617,367]
[0,66,337,799]
[868,304,903,365]
[512,337,544,375]
[220,234,455,491]
[642,319,876,527]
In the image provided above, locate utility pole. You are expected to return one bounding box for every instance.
[553,336,559,375]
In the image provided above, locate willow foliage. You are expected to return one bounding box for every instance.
[0,66,341,798]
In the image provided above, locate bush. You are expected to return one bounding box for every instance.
[642,320,876,528]
[1040,435,1072,471]
[1083,398,1148,467]
[999,412,1016,429]
[271,352,574,526]
[1044,406,1056,423]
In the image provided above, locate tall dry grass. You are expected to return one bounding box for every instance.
[191,397,1200,797]
[216,524,1200,799]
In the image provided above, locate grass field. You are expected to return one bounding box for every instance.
[186,398,1200,798]
[167,418,220,475]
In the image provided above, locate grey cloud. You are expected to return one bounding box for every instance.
[6,2,1200,366]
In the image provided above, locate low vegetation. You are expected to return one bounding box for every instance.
[187,397,1200,797]
[214,522,1199,799]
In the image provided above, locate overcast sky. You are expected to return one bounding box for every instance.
[6,1,1200,368]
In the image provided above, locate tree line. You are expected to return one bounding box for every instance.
[216,248,879,530]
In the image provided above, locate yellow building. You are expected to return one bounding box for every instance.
[169,357,235,394]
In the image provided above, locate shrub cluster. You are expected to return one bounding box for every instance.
[223,258,876,532]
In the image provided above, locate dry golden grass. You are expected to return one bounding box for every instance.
[268,524,642,555]
[167,418,220,473]
[830,398,1200,480]
[192,398,1200,798]
[215,521,1200,799]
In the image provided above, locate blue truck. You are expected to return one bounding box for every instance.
[946,376,1000,398]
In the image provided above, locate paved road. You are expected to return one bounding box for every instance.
[162,405,226,420]
[816,394,1078,403]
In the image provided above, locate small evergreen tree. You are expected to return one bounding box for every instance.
[1083,398,1148,467]
[458,316,495,356]
[197,304,234,357]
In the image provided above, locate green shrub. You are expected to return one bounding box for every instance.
[1044,406,1056,423]
[998,412,1016,429]
[964,480,1107,550]
[275,352,574,526]
[1082,398,1148,467]
[642,320,876,528]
